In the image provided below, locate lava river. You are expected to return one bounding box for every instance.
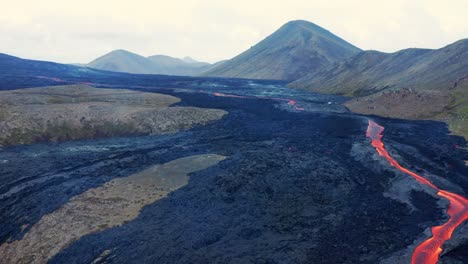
[366,120,468,264]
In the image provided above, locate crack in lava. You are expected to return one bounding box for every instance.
[366,120,468,264]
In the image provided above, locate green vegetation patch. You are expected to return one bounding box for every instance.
[442,85,468,139]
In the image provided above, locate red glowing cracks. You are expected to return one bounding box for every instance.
[366,120,468,264]
[274,98,305,111]
[212,92,305,111]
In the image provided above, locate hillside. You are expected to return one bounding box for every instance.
[290,39,468,96]
[87,50,215,76]
[289,39,468,138]
[202,20,361,80]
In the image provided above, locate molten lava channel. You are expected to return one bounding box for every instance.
[366,120,468,264]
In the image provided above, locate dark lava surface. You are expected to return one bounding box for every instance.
[0,76,467,264]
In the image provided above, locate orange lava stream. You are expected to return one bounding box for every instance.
[212,92,304,111]
[366,120,468,264]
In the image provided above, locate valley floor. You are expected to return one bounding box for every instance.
[0,77,467,264]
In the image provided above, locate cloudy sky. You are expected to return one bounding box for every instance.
[1,0,467,63]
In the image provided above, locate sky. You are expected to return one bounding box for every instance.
[1,0,467,64]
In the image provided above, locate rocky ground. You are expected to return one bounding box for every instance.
[0,79,466,264]
[0,85,227,146]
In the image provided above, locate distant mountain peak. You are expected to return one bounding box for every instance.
[182,56,200,64]
[282,19,322,29]
[107,49,137,56]
[87,50,215,76]
[93,49,148,62]
[202,19,361,80]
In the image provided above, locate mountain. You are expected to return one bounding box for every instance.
[87,50,157,74]
[87,50,216,76]
[201,20,361,80]
[289,39,468,138]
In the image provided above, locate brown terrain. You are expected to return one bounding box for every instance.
[0,154,226,264]
[344,86,468,140]
[0,85,227,146]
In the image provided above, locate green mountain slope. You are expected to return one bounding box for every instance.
[202,20,361,81]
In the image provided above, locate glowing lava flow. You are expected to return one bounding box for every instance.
[366,120,468,264]
[212,92,304,111]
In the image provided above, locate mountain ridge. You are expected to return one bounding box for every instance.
[290,39,468,95]
[87,50,217,76]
